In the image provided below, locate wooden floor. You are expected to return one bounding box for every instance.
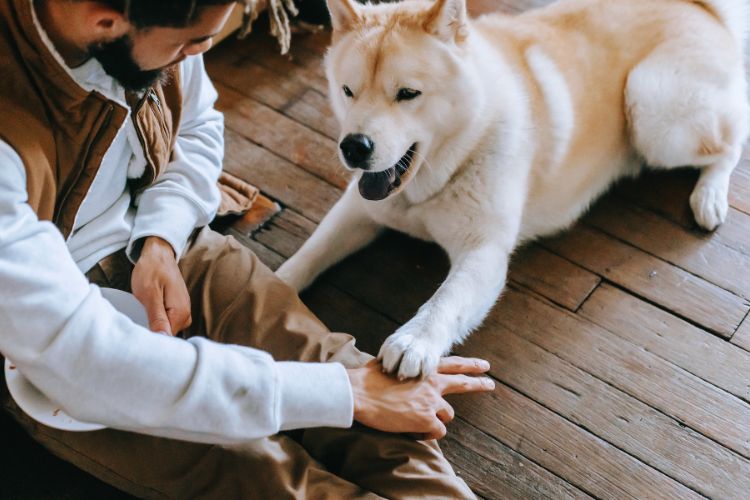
[4,1,750,498]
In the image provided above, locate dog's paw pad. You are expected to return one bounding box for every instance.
[690,184,728,231]
[378,332,441,379]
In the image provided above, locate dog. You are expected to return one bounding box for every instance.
[277,0,750,378]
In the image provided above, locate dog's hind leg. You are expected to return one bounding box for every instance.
[625,35,749,230]
[276,184,382,291]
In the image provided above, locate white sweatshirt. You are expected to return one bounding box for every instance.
[0,10,353,444]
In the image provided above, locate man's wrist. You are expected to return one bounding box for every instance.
[137,236,176,261]
[346,367,365,421]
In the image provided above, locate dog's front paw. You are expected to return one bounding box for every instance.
[690,183,729,231]
[378,329,446,379]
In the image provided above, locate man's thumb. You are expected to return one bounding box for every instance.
[146,301,173,336]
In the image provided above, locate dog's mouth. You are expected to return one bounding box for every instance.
[358,143,418,201]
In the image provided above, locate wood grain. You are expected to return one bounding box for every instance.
[216,82,349,189]
[542,224,749,337]
[485,289,750,459]
[580,284,750,402]
[456,318,750,499]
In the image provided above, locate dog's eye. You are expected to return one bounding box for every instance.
[343,85,354,98]
[396,88,421,102]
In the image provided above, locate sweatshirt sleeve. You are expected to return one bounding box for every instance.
[0,141,353,443]
[127,54,223,261]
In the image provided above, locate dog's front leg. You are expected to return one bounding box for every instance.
[277,184,383,291]
[379,236,513,379]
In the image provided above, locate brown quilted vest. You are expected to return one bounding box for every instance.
[0,0,182,238]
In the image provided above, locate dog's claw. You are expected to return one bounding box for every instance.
[379,330,443,379]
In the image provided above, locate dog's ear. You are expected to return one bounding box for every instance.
[423,0,468,43]
[327,0,361,33]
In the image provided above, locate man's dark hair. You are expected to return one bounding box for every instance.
[93,0,238,29]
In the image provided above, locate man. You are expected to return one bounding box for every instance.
[0,0,495,498]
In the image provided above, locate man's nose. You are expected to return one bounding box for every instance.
[340,133,375,169]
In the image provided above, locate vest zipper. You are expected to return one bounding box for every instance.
[149,89,162,112]
[130,88,162,190]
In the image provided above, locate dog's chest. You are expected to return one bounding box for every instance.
[367,202,432,241]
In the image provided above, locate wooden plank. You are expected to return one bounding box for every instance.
[455,323,750,498]
[223,129,341,222]
[229,30,329,95]
[292,25,332,56]
[614,167,750,256]
[486,288,750,459]
[442,418,593,500]
[254,208,318,258]
[580,284,750,402]
[733,315,750,352]
[729,159,750,215]
[302,281,395,356]
[614,168,697,228]
[583,197,750,299]
[206,49,307,111]
[284,88,339,141]
[326,230,606,323]
[223,227,286,271]
[216,82,350,189]
[541,224,749,337]
[509,244,600,311]
[450,386,702,499]
[262,217,600,317]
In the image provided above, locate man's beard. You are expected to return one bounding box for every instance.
[89,35,165,93]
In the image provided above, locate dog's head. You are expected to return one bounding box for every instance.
[325,0,476,201]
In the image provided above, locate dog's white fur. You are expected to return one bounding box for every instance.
[277,0,750,378]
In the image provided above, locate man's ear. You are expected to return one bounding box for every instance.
[327,0,361,33]
[85,1,130,40]
[423,0,468,43]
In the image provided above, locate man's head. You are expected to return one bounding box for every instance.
[51,1,239,91]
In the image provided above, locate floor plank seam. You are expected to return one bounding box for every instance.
[597,278,740,341]
[733,309,750,340]
[572,280,601,314]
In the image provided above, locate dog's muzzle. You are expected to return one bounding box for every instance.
[358,144,418,201]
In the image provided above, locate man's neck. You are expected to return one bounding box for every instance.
[34,0,90,68]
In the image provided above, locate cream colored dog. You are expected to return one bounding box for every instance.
[277,0,750,378]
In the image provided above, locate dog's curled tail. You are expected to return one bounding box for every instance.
[698,0,750,50]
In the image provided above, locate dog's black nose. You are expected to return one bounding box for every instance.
[340,134,374,169]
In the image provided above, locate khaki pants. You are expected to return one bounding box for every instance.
[1,227,474,499]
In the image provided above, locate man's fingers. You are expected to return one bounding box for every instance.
[437,356,490,375]
[424,419,447,440]
[440,374,496,395]
[436,402,455,424]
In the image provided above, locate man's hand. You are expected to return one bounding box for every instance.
[131,236,192,336]
[347,356,495,440]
